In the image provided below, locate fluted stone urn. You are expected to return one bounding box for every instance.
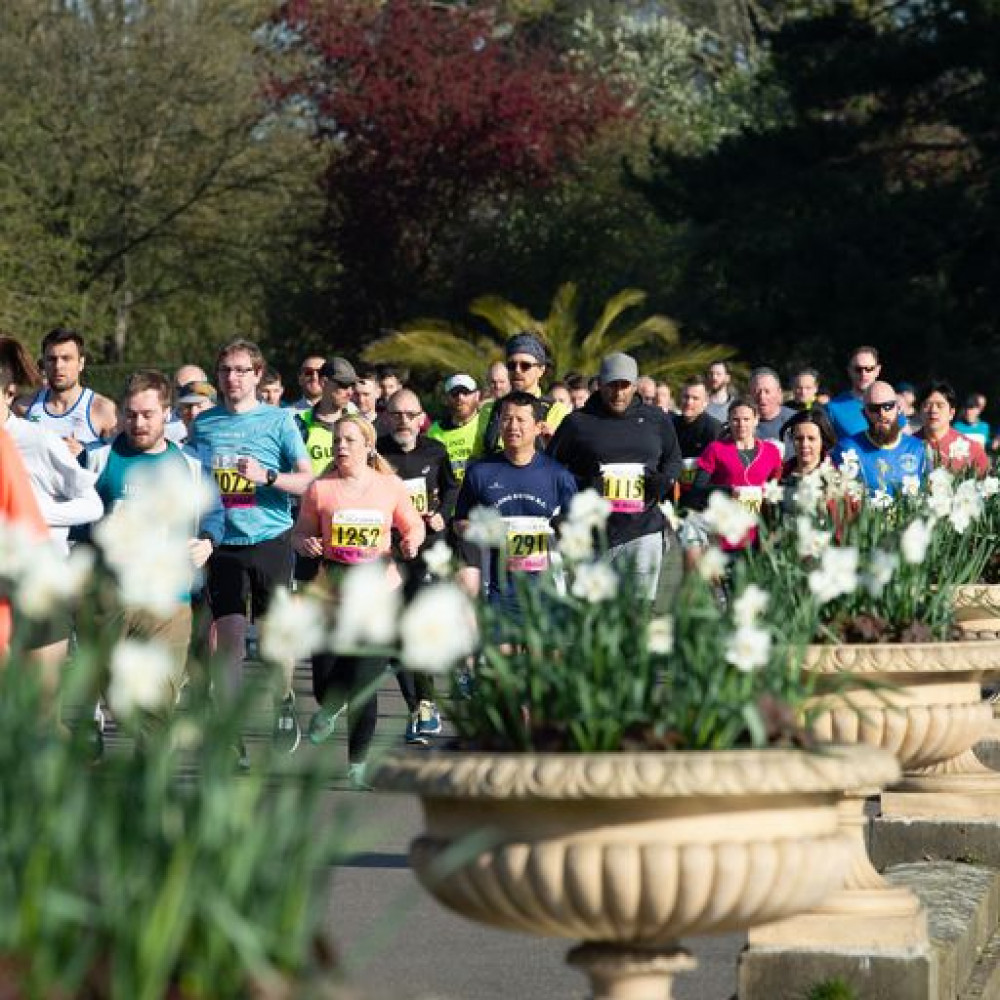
[376,746,898,1000]
[953,583,1000,640]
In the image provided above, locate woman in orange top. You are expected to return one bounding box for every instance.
[0,426,48,657]
[293,414,424,789]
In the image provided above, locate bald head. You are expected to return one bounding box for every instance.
[174,364,206,390]
[863,380,901,444]
[385,387,424,451]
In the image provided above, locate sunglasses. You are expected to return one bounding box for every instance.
[448,388,475,397]
[507,360,541,373]
[300,366,323,376]
[852,364,878,374]
[865,401,897,413]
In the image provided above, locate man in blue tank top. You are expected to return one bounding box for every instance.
[20,327,117,456]
[187,338,313,763]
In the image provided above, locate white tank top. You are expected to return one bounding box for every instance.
[24,386,102,444]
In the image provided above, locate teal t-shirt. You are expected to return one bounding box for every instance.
[96,437,192,512]
[189,403,309,545]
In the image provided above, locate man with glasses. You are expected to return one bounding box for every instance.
[188,339,313,763]
[427,373,486,484]
[831,380,929,496]
[827,346,898,440]
[378,388,458,745]
[481,333,570,455]
[290,355,326,412]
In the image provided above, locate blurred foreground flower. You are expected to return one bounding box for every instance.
[108,639,173,717]
[400,584,478,674]
[261,587,327,663]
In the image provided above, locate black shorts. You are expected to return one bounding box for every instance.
[207,531,294,620]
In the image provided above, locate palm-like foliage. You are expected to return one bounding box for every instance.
[362,283,739,385]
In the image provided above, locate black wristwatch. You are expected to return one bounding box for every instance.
[265,468,278,487]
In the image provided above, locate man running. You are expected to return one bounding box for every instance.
[166,364,208,443]
[290,355,327,412]
[705,361,737,423]
[188,338,314,758]
[831,381,929,496]
[20,328,117,456]
[827,346,892,440]
[456,391,577,616]
[916,380,989,476]
[749,367,795,453]
[548,352,681,600]
[427,373,486,485]
[378,387,458,744]
[671,376,722,505]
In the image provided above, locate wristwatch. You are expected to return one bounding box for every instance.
[265,468,278,487]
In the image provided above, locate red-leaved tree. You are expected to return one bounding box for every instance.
[269,0,628,339]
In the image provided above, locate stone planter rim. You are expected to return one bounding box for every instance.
[804,638,1000,674]
[375,745,899,801]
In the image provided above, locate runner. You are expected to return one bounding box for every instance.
[831,381,929,496]
[84,370,224,707]
[485,361,511,401]
[174,380,218,440]
[826,346,890,440]
[292,414,424,789]
[187,338,314,760]
[20,328,117,456]
[916,380,989,476]
[455,391,577,618]
[480,333,570,455]
[378,388,458,744]
[426,373,486,485]
[705,361,737,423]
[290,355,327,412]
[671,375,723,506]
[954,393,991,450]
[166,364,208,443]
[258,367,286,407]
[749,367,795,454]
[548,352,681,600]
[565,374,591,410]
[790,368,821,411]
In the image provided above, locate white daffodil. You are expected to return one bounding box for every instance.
[762,479,785,505]
[926,490,954,519]
[725,624,772,672]
[399,583,478,674]
[698,546,729,581]
[16,543,94,619]
[863,549,899,596]
[948,436,971,461]
[422,539,454,578]
[901,475,920,498]
[869,489,894,510]
[101,527,192,617]
[808,546,859,604]
[704,491,757,546]
[570,562,618,603]
[261,587,327,664]
[107,639,174,717]
[647,616,674,655]
[331,561,400,650]
[795,516,832,560]
[792,472,823,514]
[948,483,983,534]
[838,449,861,481]
[567,489,612,530]
[464,506,508,548]
[900,518,934,565]
[0,521,37,585]
[979,476,1000,499]
[557,520,594,563]
[928,466,955,497]
[732,584,769,627]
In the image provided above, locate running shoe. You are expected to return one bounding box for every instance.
[347,762,373,792]
[273,693,301,754]
[308,703,345,746]
[416,700,442,738]
[405,710,429,746]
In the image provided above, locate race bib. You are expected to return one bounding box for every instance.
[504,516,550,573]
[601,463,645,514]
[733,486,763,513]
[403,477,429,516]
[679,458,698,488]
[213,467,256,509]
[330,509,385,564]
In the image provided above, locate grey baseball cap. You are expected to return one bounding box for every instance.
[598,352,639,386]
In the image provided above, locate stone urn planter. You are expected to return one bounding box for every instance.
[953,583,1000,640]
[376,746,898,1000]
[755,639,1000,950]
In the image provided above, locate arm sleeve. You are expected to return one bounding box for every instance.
[197,467,226,545]
[280,411,310,468]
[654,415,683,495]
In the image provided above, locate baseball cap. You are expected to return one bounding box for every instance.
[599,352,639,386]
[319,357,357,385]
[444,373,477,394]
[176,381,218,405]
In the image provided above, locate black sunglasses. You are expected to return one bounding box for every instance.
[865,401,897,413]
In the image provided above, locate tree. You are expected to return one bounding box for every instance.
[0,0,322,365]
[268,0,627,343]
[635,0,1000,388]
[363,283,737,384]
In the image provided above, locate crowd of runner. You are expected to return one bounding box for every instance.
[0,328,994,788]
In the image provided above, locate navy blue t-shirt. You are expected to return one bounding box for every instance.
[456,452,578,595]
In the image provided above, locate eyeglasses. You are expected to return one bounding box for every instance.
[218,365,256,377]
[852,364,878,374]
[507,360,541,373]
[388,410,423,420]
[300,366,323,376]
[448,388,475,397]
[865,401,897,413]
